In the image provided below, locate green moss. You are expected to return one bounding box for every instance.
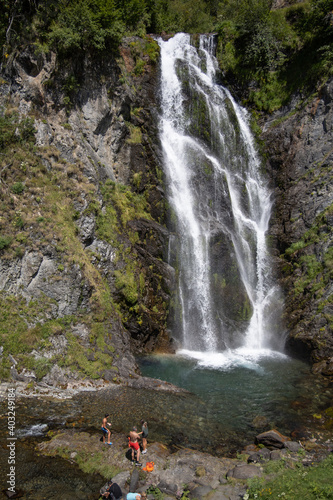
[98,180,151,231]
[76,451,121,478]
[126,123,142,144]
[282,204,333,324]
[64,332,112,379]
[114,268,138,305]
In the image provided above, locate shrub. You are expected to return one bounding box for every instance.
[11,182,25,194]
[0,236,12,250]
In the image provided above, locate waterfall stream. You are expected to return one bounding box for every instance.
[159,33,284,363]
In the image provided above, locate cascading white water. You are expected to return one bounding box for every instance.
[159,33,284,360]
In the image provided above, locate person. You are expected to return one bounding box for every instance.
[126,493,146,500]
[128,426,142,466]
[140,420,148,454]
[102,414,112,445]
[102,480,123,499]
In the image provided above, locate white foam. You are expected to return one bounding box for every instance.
[177,348,288,373]
[17,423,48,437]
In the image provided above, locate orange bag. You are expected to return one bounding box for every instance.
[142,461,154,472]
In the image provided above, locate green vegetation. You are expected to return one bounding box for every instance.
[280,202,333,341]
[282,204,333,304]
[0,0,332,381]
[0,108,152,381]
[216,0,333,111]
[76,450,121,478]
[0,100,166,381]
[245,454,333,499]
[1,0,332,113]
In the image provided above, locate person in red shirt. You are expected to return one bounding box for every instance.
[128,426,142,466]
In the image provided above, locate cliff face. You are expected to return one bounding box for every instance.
[262,79,333,375]
[1,36,332,386]
[0,38,174,386]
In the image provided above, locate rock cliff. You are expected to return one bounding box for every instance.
[1,35,332,386]
[0,37,174,385]
[262,79,333,375]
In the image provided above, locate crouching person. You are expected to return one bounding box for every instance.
[102,480,123,500]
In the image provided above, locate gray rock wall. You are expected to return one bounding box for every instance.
[0,38,173,385]
[262,78,333,374]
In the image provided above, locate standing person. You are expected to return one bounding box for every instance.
[140,420,148,454]
[102,480,123,499]
[102,414,112,445]
[128,426,142,466]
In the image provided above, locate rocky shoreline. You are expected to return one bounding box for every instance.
[0,374,189,402]
[36,428,332,500]
[2,378,332,499]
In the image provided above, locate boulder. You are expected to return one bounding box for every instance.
[255,430,289,449]
[252,415,269,429]
[156,480,178,496]
[129,468,139,492]
[227,464,262,480]
[270,450,282,460]
[111,471,130,490]
[284,441,301,453]
[247,448,270,463]
[189,484,213,499]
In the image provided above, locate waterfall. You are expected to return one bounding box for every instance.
[159,33,284,360]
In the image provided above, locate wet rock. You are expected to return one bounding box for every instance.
[243,444,259,454]
[263,77,333,370]
[252,415,269,429]
[312,358,333,376]
[127,376,188,393]
[255,429,289,449]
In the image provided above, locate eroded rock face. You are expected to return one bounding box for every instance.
[0,38,173,384]
[262,78,333,373]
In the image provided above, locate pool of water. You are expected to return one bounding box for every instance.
[137,348,333,450]
[1,349,332,498]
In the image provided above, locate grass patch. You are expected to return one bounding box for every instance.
[76,451,121,478]
[246,454,333,499]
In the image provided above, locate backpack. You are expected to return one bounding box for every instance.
[142,461,154,472]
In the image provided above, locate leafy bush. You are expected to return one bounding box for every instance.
[47,0,124,53]
[11,182,24,194]
[0,113,35,149]
[0,235,12,250]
